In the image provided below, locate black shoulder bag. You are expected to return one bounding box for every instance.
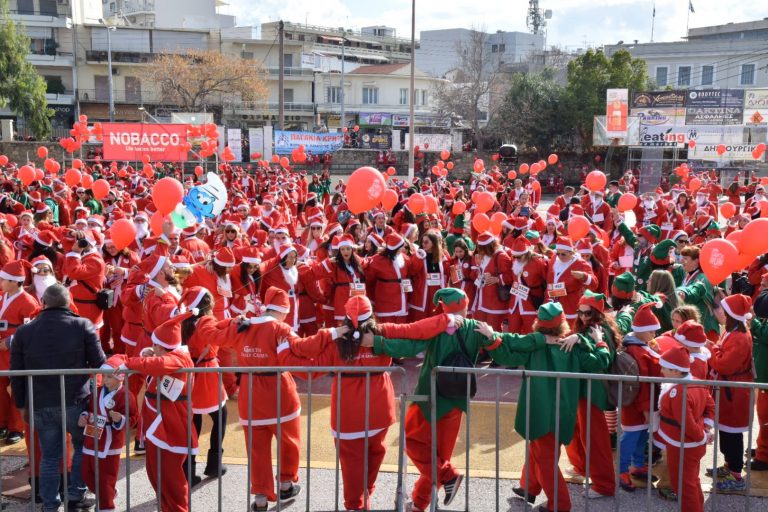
[436,329,477,400]
[79,280,115,311]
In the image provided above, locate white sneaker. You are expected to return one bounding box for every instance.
[563,467,582,479]
[584,487,610,499]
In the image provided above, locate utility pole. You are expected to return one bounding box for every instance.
[340,30,346,130]
[407,0,416,182]
[278,20,285,130]
[100,19,116,122]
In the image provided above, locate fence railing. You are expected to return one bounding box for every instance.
[1,365,766,512]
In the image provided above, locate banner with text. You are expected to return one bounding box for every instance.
[101,123,189,161]
[631,90,686,109]
[274,130,344,155]
[689,143,762,161]
[227,128,243,162]
[405,133,453,152]
[606,89,629,137]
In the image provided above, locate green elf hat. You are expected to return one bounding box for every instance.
[537,302,565,328]
[433,288,469,313]
[650,239,677,266]
[706,220,721,234]
[578,290,607,313]
[611,272,636,300]
[637,224,661,244]
[451,215,466,234]
[525,230,541,241]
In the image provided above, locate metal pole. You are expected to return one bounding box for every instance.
[106,25,115,123]
[278,20,285,131]
[340,34,346,131]
[407,0,416,182]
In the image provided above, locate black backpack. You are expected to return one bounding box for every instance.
[603,350,640,409]
[436,329,477,400]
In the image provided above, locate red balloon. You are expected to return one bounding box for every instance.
[720,202,737,219]
[617,193,638,213]
[0,155,7,166]
[547,154,558,165]
[142,154,151,164]
[386,167,396,176]
[72,159,83,170]
[4,214,17,228]
[452,201,467,215]
[34,168,44,181]
[79,114,87,123]
[407,193,426,215]
[532,180,541,192]
[530,163,541,175]
[36,147,48,159]
[381,189,399,210]
[152,177,184,215]
[353,125,360,132]
[425,195,439,215]
[689,177,702,192]
[742,218,768,257]
[18,165,35,186]
[567,215,590,240]
[507,170,517,180]
[519,163,529,175]
[279,156,290,168]
[473,160,485,173]
[490,211,506,232]
[474,191,495,214]
[585,170,607,192]
[81,174,93,189]
[700,239,738,284]
[440,150,450,161]
[110,218,137,250]
[92,179,110,200]
[118,168,127,178]
[150,212,167,237]
[347,167,386,214]
[446,162,454,170]
[472,213,490,232]
[716,144,727,156]
[271,155,280,163]
[64,168,81,186]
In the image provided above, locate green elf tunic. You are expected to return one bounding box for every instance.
[616,222,659,292]
[308,175,332,202]
[677,269,720,336]
[606,191,622,209]
[750,318,768,384]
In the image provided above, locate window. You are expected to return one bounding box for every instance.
[362,87,379,105]
[491,44,498,53]
[701,65,714,86]
[655,66,668,86]
[283,88,294,103]
[326,86,342,103]
[125,76,141,102]
[44,75,66,94]
[414,89,428,106]
[283,54,293,68]
[499,44,506,52]
[399,88,408,105]
[94,75,109,102]
[421,90,428,106]
[677,66,691,86]
[741,64,756,85]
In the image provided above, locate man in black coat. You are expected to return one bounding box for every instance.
[10,284,105,511]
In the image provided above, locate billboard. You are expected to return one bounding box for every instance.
[101,123,189,161]
[359,112,392,126]
[685,107,743,125]
[227,128,242,162]
[689,143,763,161]
[631,91,686,109]
[606,89,629,137]
[684,89,745,107]
[274,130,344,155]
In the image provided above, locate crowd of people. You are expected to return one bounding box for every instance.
[1,150,768,512]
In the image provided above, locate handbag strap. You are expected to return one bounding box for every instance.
[454,327,475,366]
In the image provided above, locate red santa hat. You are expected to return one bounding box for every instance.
[100,354,129,381]
[554,236,574,252]
[88,215,105,228]
[513,217,529,231]
[345,295,373,330]
[659,346,692,373]
[367,233,384,249]
[385,233,404,251]
[30,255,53,272]
[477,232,496,246]
[34,230,59,248]
[0,260,31,282]
[140,254,168,280]
[171,255,191,269]
[510,237,530,256]
[278,244,297,260]
[34,202,50,214]
[673,320,707,348]
[180,286,211,313]
[213,247,236,268]
[151,311,194,350]
[570,205,585,216]
[264,286,290,314]
[325,222,343,238]
[632,303,661,333]
[575,239,593,255]
[578,291,607,313]
[19,210,33,219]
[400,223,417,239]
[337,234,356,249]
[239,246,261,264]
[721,294,753,323]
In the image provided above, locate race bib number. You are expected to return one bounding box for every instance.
[350,282,366,297]
[217,286,233,299]
[548,282,567,298]
[661,223,673,231]
[401,279,413,293]
[450,265,464,284]
[592,213,604,223]
[619,255,634,268]
[84,414,107,440]
[510,282,530,300]
[159,376,185,401]
[427,273,442,287]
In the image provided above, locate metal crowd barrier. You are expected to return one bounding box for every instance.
[2,365,768,512]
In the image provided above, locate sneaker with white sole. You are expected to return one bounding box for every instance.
[442,474,463,506]
[584,487,610,499]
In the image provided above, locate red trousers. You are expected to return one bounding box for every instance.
[666,444,705,512]
[520,433,571,512]
[565,400,615,496]
[82,453,120,512]
[243,417,300,501]
[218,348,238,398]
[404,404,462,511]
[100,305,126,354]
[145,442,189,512]
[0,376,24,432]
[507,313,535,335]
[473,311,504,332]
[756,391,768,463]
[336,429,388,510]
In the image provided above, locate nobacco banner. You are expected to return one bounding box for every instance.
[606,89,629,137]
[101,123,189,161]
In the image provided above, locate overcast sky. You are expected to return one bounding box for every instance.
[221,0,760,51]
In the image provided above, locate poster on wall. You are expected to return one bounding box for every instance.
[359,133,392,150]
[606,88,629,138]
[274,130,344,155]
[248,128,264,161]
[405,133,453,151]
[101,123,189,161]
[631,91,686,108]
[227,128,242,162]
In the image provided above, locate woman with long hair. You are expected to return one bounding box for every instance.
[230,248,262,318]
[409,231,448,321]
[311,234,367,325]
[99,238,140,354]
[564,291,620,498]
[647,270,679,332]
[364,234,417,324]
[471,232,511,331]
[446,239,477,313]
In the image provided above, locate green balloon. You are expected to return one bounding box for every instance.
[170,211,190,229]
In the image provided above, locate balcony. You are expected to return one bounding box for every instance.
[266,67,315,79]
[27,50,74,67]
[8,9,71,28]
[78,88,162,105]
[45,91,75,104]
[316,102,435,115]
[85,50,154,65]
[226,101,315,115]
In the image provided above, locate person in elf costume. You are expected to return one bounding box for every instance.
[612,213,661,293]
[676,245,720,342]
[369,288,546,512]
[443,215,474,257]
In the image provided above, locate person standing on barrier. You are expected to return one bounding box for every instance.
[118,311,198,512]
[370,288,545,512]
[477,302,610,512]
[709,293,754,493]
[564,291,618,498]
[10,284,105,512]
[652,346,714,512]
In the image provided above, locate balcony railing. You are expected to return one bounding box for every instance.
[7,8,62,16]
[266,67,315,77]
[78,88,162,105]
[85,50,154,64]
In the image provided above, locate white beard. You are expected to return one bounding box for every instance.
[393,253,405,270]
[696,197,706,206]
[135,223,148,239]
[281,265,298,286]
[513,260,525,276]
[33,275,57,300]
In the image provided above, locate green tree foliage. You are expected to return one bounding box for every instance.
[0,0,53,138]
[562,49,651,149]
[489,70,571,153]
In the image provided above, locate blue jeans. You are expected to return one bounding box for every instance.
[619,429,649,473]
[34,404,87,511]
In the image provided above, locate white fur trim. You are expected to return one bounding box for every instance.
[239,407,301,427]
[386,240,404,251]
[555,244,574,252]
[659,358,690,373]
[632,323,661,333]
[721,300,750,323]
[151,331,180,350]
[213,255,235,267]
[242,256,261,264]
[0,271,24,282]
[266,304,290,314]
[279,246,297,259]
[674,332,706,348]
[186,288,210,310]
[477,237,495,246]
[148,256,167,279]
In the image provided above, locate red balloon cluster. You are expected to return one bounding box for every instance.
[220,146,236,163]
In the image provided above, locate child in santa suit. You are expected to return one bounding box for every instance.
[653,346,714,512]
[80,354,138,512]
[118,312,198,512]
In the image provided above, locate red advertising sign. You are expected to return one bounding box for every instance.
[101,123,189,161]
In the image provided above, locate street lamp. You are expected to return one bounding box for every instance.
[98,18,116,123]
[340,29,348,131]
[137,106,161,124]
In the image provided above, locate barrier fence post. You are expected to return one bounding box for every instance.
[363,372,371,511]
[584,376,593,512]
[91,376,100,512]
[523,373,531,506]
[156,383,162,512]
[28,375,35,512]
[396,371,407,512]
[495,374,500,512]
[217,372,223,512]
[430,369,437,512]
[124,379,131,511]
[186,378,193,510]
[711,387,721,511]
[553,377,561,512]
[59,375,68,512]
[745,388,756,512]
[305,372,312,512]
[678,384,687,512]
[646,381,655,508]
[334,372,342,512]
[276,369,282,512]
[464,372,471,512]
[614,376,623,512]
[246,371,253,512]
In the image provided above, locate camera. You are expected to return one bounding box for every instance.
[77,239,90,249]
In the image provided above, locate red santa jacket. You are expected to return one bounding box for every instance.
[710,330,754,432]
[185,315,237,414]
[446,255,478,311]
[63,250,106,328]
[654,377,714,448]
[81,385,138,458]
[409,252,448,314]
[259,257,302,329]
[473,249,514,315]
[311,256,367,321]
[181,235,211,263]
[141,283,180,348]
[184,265,233,320]
[0,289,39,370]
[621,340,661,430]
[545,255,597,320]
[508,255,547,316]
[364,253,415,318]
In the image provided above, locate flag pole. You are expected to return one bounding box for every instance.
[686,1,691,37]
[651,0,656,42]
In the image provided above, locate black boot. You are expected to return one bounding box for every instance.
[184,457,202,488]
[27,476,43,504]
[203,449,227,477]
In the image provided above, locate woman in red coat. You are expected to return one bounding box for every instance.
[577,239,609,296]
[471,232,512,331]
[408,230,448,321]
[710,294,754,492]
[311,234,366,324]
[446,239,477,314]
[506,238,548,334]
[364,234,416,324]
[545,237,597,325]
[101,240,140,354]
[230,248,262,318]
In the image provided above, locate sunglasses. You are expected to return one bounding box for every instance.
[577,310,593,317]
[225,229,237,233]
[677,239,689,244]
[311,226,322,230]
[556,252,570,257]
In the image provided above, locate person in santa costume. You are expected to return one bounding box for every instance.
[310,234,366,325]
[100,236,140,354]
[652,346,714,512]
[672,320,710,380]
[471,232,512,331]
[0,259,40,445]
[217,286,350,510]
[445,239,477,312]
[364,234,416,324]
[259,243,312,332]
[230,247,263,318]
[63,230,106,330]
[506,237,547,335]
[546,236,597,325]
[117,312,198,512]
[408,230,448,321]
[184,247,236,321]
[709,294,754,493]
[80,354,138,512]
[26,256,60,305]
